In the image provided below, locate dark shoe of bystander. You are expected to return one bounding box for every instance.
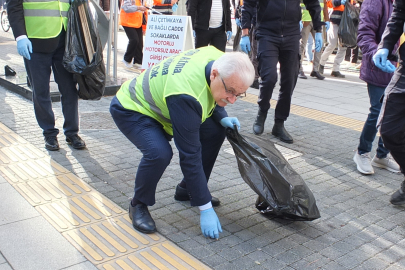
[390,181,405,205]
[66,134,86,150]
[272,121,293,144]
[298,71,307,79]
[253,110,268,135]
[45,136,59,151]
[129,202,157,233]
[331,71,345,78]
[310,70,325,80]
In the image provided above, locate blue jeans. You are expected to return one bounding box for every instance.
[357,83,389,158]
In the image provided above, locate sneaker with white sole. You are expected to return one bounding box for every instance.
[122,59,133,68]
[133,63,142,69]
[353,152,374,174]
[371,153,401,173]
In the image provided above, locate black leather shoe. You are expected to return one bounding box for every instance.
[129,202,157,234]
[310,70,325,80]
[331,71,345,78]
[45,136,59,151]
[174,184,220,207]
[253,110,268,135]
[66,134,86,149]
[251,78,260,89]
[298,71,307,79]
[319,65,324,74]
[272,121,293,144]
[390,181,405,205]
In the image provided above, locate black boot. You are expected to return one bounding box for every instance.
[253,110,268,135]
[45,136,59,151]
[272,121,293,144]
[174,184,220,206]
[129,202,156,234]
[390,180,405,205]
[310,70,325,80]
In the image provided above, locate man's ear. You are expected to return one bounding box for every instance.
[210,68,218,81]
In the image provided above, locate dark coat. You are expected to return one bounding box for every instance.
[358,0,396,87]
[187,0,232,32]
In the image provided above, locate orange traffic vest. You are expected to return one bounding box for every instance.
[153,0,171,7]
[326,0,352,12]
[120,0,145,28]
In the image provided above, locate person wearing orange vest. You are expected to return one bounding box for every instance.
[120,0,147,69]
[152,0,178,15]
[319,0,351,78]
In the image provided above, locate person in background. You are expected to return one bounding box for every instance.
[319,0,349,78]
[353,0,399,175]
[120,0,147,69]
[240,0,323,144]
[152,0,179,15]
[306,34,314,63]
[7,0,86,151]
[298,0,330,80]
[110,47,255,238]
[187,0,232,52]
[373,0,405,205]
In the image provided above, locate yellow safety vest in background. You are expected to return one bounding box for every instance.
[301,0,324,22]
[23,0,70,39]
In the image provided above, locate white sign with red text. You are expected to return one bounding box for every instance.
[142,15,194,69]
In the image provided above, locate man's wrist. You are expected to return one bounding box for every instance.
[198,202,212,211]
[16,35,28,42]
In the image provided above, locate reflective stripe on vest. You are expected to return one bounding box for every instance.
[24,9,68,17]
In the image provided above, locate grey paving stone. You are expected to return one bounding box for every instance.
[0,264,12,270]
[0,253,4,264]
[61,261,98,270]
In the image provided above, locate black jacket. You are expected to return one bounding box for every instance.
[379,0,405,61]
[241,0,323,37]
[187,0,232,32]
[7,0,62,53]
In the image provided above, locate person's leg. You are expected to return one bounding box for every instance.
[319,23,339,71]
[306,32,314,63]
[250,27,259,81]
[332,40,348,73]
[133,27,143,65]
[123,26,138,63]
[351,46,359,63]
[299,24,311,73]
[195,28,212,49]
[309,28,325,79]
[209,26,227,52]
[110,97,173,206]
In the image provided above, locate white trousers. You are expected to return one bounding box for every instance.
[320,22,347,72]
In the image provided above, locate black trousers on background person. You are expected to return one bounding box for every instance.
[195,25,227,52]
[256,34,300,121]
[123,26,143,65]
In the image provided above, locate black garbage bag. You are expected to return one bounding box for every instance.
[226,128,320,221]
[338,1,360,48]
[63,0,105,100]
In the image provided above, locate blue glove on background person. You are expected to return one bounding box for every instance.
[17,38,32,60]
[325,21,330,31]
[200,208,222,239]
[193,30,196,38]
[220,117,240,130]
[226,31,232,41]
[299,21,303,32]
[315,32,323,52]
[235,18,241,28]
[239,36,250,53]
[340,0,346,5]
[373,48,396,73]
[172,3,178,12]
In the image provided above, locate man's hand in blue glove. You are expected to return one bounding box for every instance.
[235,18,241,28]
[340,0,346,5]
[373,48,389,71]
[200,208,222,239]
[193,30,196,38]
[17,38,32,60]
[172,3,178,12]
[239,35,251,53]
[299,21,303,32]
[220,117,240,130]
[226,31,232,41]
[315,32,323,52]
[325,21,330,31]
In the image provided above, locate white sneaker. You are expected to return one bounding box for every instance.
[353,152,374,174]
[371,153,401,173]
[122,59,133,68]
[133,63,142,69]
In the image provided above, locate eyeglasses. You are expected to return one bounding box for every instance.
[220,76,246,98]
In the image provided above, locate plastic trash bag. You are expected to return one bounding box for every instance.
[226,128,320,221]
[338,1,360,48]
[63,0,105,100]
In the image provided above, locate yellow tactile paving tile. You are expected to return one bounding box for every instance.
[0,143,47,165]
[63,215,163,264]
[100,241,210,270]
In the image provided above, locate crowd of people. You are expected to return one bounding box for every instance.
[6,0,405,241]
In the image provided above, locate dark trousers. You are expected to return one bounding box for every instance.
[24,34,79,138]
[109,97,225,206]
[345,46,359,63]
[123,26,143,65]
[257,35,300,120]
[195,25,227,52]
[358,83,389,158]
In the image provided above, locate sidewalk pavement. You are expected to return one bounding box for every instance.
[2,27,405,270]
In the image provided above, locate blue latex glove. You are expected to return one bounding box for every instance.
[381,60,397,73]
[226,31,232,41]
[235,18,241,27]
[193,30,196,38]
[299,21,303,32]
[239,35,251,53]
[17,38,32,60]
[172,3,178,12]
[325,21,330,31]
[220,117,240,130]
[373,48,390,71]
[341,0,346,5]
[200,208,222,239]
[315,32,323,52]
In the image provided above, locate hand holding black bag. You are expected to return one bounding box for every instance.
[226,127,320,221]
[338,1,360,48]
